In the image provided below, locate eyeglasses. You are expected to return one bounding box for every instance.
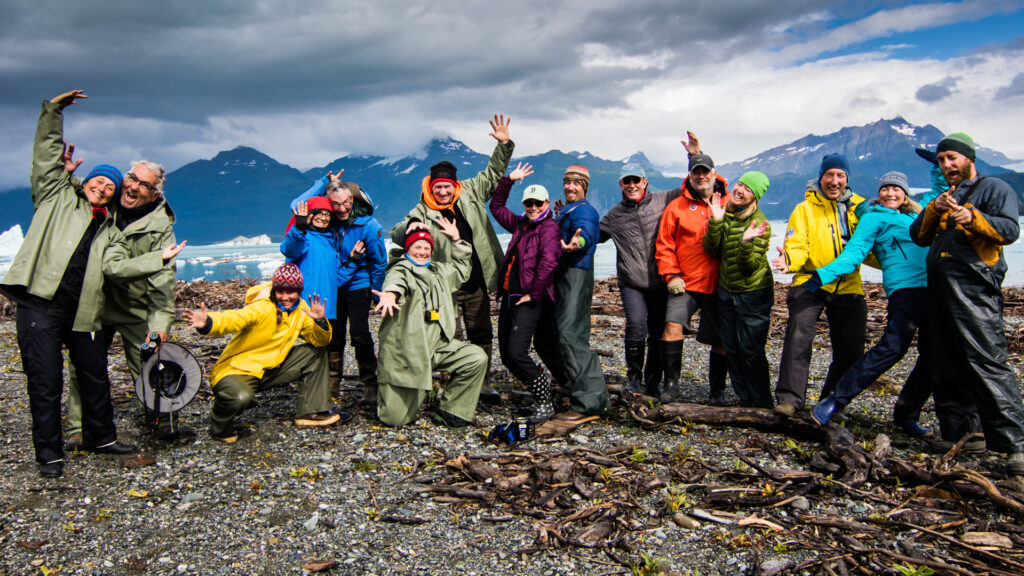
[621,176,642,185]
[331,199,353,210]
[523,199,545,208]
[126,172,158,194]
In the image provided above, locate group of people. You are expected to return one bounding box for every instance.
[7,92,1024,480]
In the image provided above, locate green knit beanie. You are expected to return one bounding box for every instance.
[737,171,770,200]
[937,132,976,161]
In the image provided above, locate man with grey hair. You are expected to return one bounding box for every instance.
[65,157,179,448]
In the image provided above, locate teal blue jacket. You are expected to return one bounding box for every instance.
[815,201,928,296]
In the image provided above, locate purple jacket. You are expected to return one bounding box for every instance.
[490,177,561,302]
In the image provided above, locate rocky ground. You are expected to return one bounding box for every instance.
[2,279,1024,576]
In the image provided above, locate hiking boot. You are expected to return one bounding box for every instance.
[212,432,239,444]
[432,410,472,430]
[658,340,683,403]
[65,432,83,452]
[898,420,933,438]
[928,437,986,454]
[478,384,502,406]
[294,412,342,427]
[39,461,64,478]
[1007,453,1024,477]
[774,402,797,418]
[89,441,138,455]
[553,409,590,422]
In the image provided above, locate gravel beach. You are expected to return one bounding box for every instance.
[2,279,1023,576]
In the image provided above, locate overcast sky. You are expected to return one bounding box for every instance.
[1,0,1023,190]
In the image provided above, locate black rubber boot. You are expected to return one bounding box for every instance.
[527,374,555,424]
[625,343,646,394]
[659,340,683,403]
[708,351,727,406]
[358,363,378,406]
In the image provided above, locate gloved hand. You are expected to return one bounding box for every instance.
[667,277,686,295]
[802,271,823,293]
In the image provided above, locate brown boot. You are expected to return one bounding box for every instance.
[328,351,343,379]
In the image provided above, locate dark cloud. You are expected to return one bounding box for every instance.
[995,72,1024,99]
[915,76,959,103]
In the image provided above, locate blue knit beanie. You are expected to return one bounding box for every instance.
[818,154,850,180]
[84,164,123,195]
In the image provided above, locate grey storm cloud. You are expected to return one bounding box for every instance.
[995,72,1024,99]
[0,0,831,123]
[915,76,959,103]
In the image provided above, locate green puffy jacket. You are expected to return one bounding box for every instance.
[390,140,513,291]
[101,199,178,334]
[702,205,773,293]
[1,100,167,332]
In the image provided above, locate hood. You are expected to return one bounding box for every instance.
[244,282,273,304]
[349,184,375,218]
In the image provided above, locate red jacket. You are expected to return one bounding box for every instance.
[655,175,729,294]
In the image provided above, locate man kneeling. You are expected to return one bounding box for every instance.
[183,263,344,442]
[374,217,486,428]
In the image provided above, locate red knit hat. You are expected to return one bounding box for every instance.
[306,196,333,213]
[404,229,434,252]
[272,263,303,292]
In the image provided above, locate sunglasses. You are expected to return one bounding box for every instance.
[522,199,546,208]
[621,176,642,185]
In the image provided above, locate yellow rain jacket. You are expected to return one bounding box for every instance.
[205,282,332,386]
[781,181,866,295]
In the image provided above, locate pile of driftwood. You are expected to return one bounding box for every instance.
[408,398,1024,575]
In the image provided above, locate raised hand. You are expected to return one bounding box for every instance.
[349,239,366,261]
[560,228,583,252]
[682,130,701,156]
[51,90,86,108]
[373,290,400,317]
[62,143,83,174]
[771,246,790,273]
[304,294,326,320]
[553,199,565,214]
[508,162,533,182]
[293,200,309,220]
[182,303,209,330]
[406,220,430,234]
[488,114,511,144]
[162,240,188,261]
[328,169,345,182]
[743,220,770,243]
[437,216,460,241]
[709,191,725,220]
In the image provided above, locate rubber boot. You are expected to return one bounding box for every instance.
[708,351,727,406]
[329,351,343,397]
[358,362,378,407]
[478,347,501,405]
[659,340,683,403]
[625,343,646,395]
[527,374,554,424]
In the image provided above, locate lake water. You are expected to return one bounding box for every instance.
[177,220,1024,286]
